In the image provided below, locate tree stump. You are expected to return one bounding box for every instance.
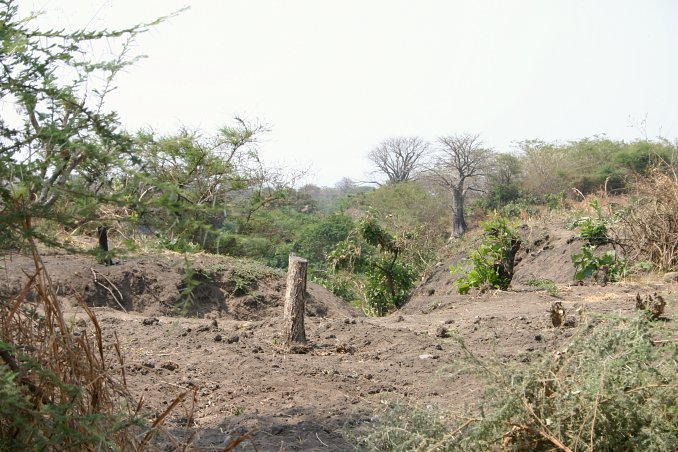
[283,255,308,347]
[97,226,113,265]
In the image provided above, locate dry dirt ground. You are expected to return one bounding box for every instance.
[1,223,676,451]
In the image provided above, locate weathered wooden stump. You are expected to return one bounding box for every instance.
[283,255,308,347]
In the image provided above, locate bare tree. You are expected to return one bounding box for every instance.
[367,137,429,184]
[429,134,494,238]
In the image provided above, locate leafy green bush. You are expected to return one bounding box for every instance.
[452,216,521,294]
[329,217,417,316]
[571,245,627,282]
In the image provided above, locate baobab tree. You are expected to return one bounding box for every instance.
[367,136,429,185]
[429,134,494,238]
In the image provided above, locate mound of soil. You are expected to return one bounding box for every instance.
[0,251,361,321]
[403,221,610,314]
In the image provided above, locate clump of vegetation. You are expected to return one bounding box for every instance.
[358,311,678,451]
[571,245,627,283]
[228,258,278,296]
[0,250,193,449]
[526,278,560,297]
[452,216,521,294]
[569,199,627,284]
[355,402,453,451]
[329,217,417,316]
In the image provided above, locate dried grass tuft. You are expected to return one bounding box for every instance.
[0,238,207,449]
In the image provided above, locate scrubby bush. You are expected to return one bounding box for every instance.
[619,164,678,271]
[452,216,521,294]
[329,217,417,316]
[357,311,678,451]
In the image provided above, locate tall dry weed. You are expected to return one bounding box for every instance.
[0,236,193,449]
[619,165,678,271]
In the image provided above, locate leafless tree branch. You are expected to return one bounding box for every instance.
[367,136,430,184]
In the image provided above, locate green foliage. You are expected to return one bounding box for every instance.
[123,119,289,256]
[571,245,627,282]
[155,234,201,253]
[0,0,156,247]
[355,402,451,451]
[329,217,417,316]
[464,312,677,451]
[176,258,205,314]
[452,216,521,294]
[364,257,416,316]
[526,278,560,297]
[545,191,566,211]
[517,138,676,200]
[294,213,354,265]
[348,181,449,266]
[569,200,626,282]
[311,273,358,302]
[576,217,609,246]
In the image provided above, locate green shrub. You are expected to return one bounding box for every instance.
[354,402,451,451]
[328,217,418,316]
[452,216,521,294]
[571,245,627,282]
[526,278,560,297]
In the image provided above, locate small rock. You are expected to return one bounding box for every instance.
[534,334,543,342]
[335,344,355,354]
[160,361,179,371]
[419,354,435,360]
[435,344,443,351]
[142,317,159,326]
[142,361,155,369]
[435,326,450,338]
[473,317,481,325]
[444,319,455,324]
[214,334,222,342]
[196,324,210,332]
[211,319,219,328]
[325,334,336,339]
[396,316,405,323]
[663,272,678,283]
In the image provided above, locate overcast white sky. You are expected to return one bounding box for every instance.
[23,0,678,186]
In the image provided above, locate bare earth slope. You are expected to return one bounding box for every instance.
[1,230,676,451]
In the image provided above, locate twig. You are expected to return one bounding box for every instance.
[139,391,189,448]
[521,398,573,452]
[589,365,606,450]
[90,268,127,313]
[316,432,329,447]
[221,429,257,452]
[652,338,678,345]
